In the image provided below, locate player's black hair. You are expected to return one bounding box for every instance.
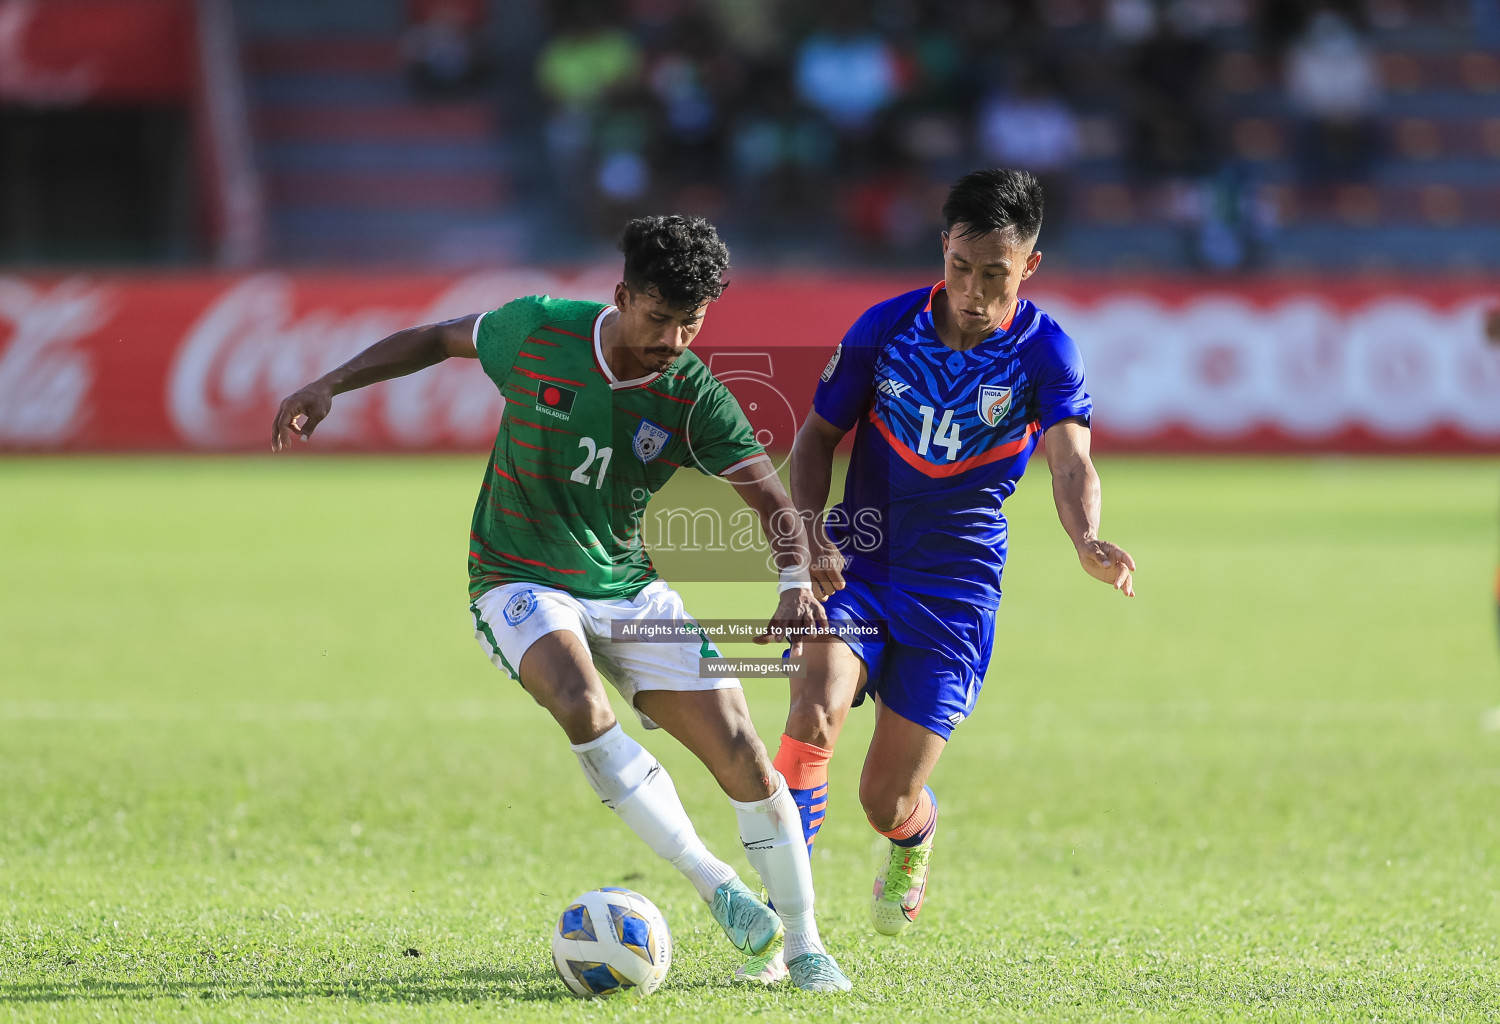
[942,168,1045,245]
[619,215,731,310]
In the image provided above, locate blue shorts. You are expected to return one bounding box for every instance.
[819,577,996,740]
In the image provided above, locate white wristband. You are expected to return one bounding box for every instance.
[778,564,811,593]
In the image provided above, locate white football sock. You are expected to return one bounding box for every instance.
[571,724,736,901]
[730,771,826,959]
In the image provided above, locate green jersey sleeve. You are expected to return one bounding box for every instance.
[685,380,766,476]
[474,296,548,389]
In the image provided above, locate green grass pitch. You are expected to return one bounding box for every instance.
[2,455,1498,1022]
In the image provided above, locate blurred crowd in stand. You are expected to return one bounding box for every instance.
[401,0,1498,268]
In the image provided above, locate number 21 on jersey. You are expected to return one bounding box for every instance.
[571,438,612,488]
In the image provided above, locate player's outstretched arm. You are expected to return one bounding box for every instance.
[1043,418,1136,597]
[270,314,480,451]
[788,411,850,600]
[725,462,829,656]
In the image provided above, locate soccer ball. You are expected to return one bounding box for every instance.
[550,887,672,997]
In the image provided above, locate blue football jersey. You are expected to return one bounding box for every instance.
[813,283,1092,605]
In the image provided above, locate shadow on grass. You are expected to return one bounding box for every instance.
[1,968,565,1005]
[1,966,732,1005]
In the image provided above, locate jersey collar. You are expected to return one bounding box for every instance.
[593,305,664,390]
[923,281,1018,337]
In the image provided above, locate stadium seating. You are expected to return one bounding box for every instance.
[238,0,521,265]
[1059,19,1500,271]
[229,2,1498,271]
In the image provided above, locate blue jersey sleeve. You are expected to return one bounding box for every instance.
[811,316,879,431]
[813,301,902,431]
[1031,322,1093,431]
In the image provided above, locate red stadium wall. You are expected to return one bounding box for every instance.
[0,271,1497,453]
[0,0,196,105]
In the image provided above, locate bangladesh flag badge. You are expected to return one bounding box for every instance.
[535,383,578,420]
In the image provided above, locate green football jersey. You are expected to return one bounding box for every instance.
[467,295,766,602]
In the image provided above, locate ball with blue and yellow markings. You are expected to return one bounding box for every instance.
[551,887,672,997]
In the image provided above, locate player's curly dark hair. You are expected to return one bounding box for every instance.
[942,168,1045,244]
[619,215,731,310]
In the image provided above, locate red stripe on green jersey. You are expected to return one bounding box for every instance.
[470,531,583,574]
[506,414,571,435]
[515,367,586,387]
[468,295,765,601]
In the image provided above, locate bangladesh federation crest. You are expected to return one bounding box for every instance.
[978,384,1013,427]
[633,419,671,463]
[502,589,537,626]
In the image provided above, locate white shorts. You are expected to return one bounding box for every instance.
[469,579,741,729]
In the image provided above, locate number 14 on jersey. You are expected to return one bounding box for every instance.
[918,406,961,461]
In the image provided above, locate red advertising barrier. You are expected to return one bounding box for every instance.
[0,0,195,105]
[1,270,1498,453]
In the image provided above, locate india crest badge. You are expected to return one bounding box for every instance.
[978,384,1013,427]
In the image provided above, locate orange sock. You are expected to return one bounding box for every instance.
[877,786,936,847]
[773,734,832,851]
[773,734,831,790]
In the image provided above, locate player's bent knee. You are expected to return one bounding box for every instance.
[705,741,775,803]
[534,684,614,743]
[733,746,777,798]
[863,805,905,834]
[517,635,614,740]
[719,707,772,770]
[859,780,914,834]
[786,700,843,749]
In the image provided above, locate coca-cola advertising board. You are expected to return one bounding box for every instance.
[0,0,194,106]
[1,270,1497,453]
